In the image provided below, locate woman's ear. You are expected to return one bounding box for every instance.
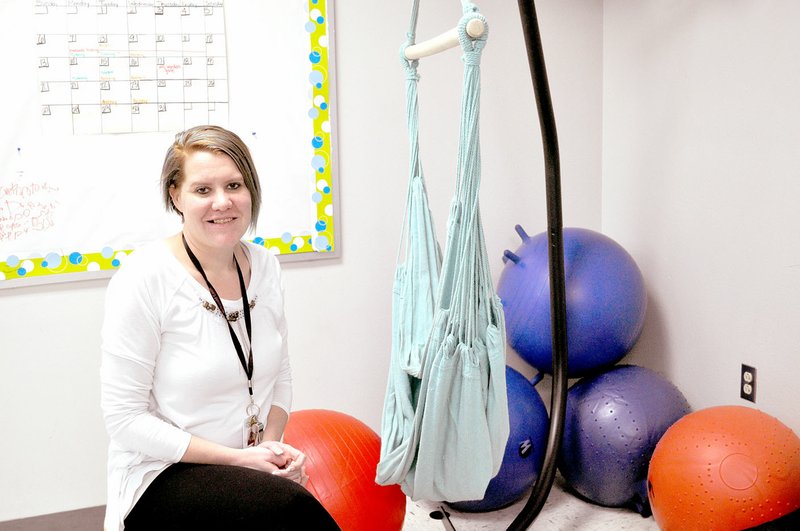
[169,184,182,214]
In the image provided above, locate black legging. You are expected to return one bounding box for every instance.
[124,463,341,530]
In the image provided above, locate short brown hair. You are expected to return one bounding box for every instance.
[161,125,261,230]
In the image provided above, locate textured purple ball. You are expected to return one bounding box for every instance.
[558,365,690,515]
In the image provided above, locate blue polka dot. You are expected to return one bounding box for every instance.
[305,21,316,33]
[314,235,330,250]
[308,107,320,119]
[253,236,264,245]
[312,192,323,203]
[69,252,83,265]
[316,82,323,89]
[309,51,321,64]
[281,232,292,243]
[320,102,328,110]
[323,186,331,193]
[111,259,120,267]
[315,220,327,231]
[312,0,318,4]
[311,155,326,171]
[17,267,27,276]
[290,244,298,252]
[318,167,325,173]
[5,255,20,267]
[312,136,324,148]
[45,252,62,268]
[101,246,114,259]
[317,16,325,24]
[309,70,323,86]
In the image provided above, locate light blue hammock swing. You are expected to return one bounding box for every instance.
[376,0,509,502]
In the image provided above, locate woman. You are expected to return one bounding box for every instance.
[100,125,339,530]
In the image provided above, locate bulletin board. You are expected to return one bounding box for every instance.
[0,0,339,289]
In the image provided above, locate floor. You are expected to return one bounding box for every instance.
[402,475,660,531]
[0,476,659,531]
[0,506,105,531]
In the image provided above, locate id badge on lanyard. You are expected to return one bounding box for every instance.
[244,401,264,447]
[182,235,264,448]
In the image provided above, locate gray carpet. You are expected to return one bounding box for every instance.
[0,506,104,531]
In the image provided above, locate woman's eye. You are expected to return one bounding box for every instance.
[228,182,242,190]
[195,187,210,194]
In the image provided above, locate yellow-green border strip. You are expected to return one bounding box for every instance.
[252,0,337,260]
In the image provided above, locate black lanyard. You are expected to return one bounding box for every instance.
[182,234,254,397]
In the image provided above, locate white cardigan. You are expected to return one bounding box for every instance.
[100,240,292,531]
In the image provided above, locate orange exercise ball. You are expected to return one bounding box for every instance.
[648,405,800,530]
[283,409,406,531]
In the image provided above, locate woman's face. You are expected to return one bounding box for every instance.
[169,150,252,251]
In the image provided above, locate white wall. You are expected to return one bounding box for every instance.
[0,0,603,520]
[603,0,800,434]
[0,280,109,518]
[13,0,800,522]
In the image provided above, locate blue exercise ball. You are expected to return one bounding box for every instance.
[558,365,690,516]
[447,366,549,512]
[498,226,647,377]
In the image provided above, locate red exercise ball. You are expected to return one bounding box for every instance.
[648,405,800,531]
[283,409,406,531]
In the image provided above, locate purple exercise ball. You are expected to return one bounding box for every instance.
[558,364,691,516]
[498,226,647,377]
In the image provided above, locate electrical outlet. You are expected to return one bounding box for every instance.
[740,364,757,403]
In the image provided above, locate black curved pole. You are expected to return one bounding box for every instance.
[507,0,569,529]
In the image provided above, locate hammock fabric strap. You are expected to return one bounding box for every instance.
[377,0,509,504]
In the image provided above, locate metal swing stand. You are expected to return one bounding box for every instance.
[506,0,569,528]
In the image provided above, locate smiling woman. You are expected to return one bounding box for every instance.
[163,127,258,297]
[174,152,253,262]
[99,125,341,531]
